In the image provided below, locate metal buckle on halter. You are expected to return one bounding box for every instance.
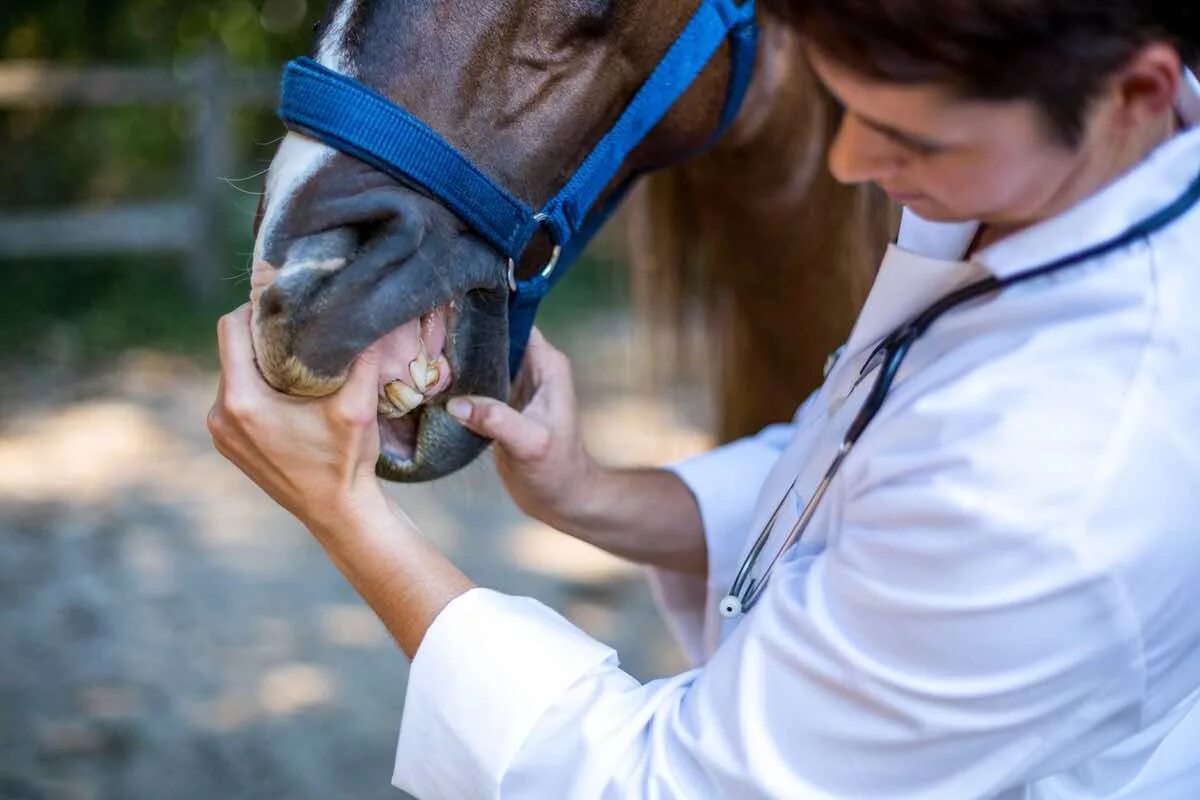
[507,213,563,293]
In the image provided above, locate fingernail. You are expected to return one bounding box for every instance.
[447,398,472,421]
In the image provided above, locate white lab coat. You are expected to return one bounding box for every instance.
[392,74,1200,799]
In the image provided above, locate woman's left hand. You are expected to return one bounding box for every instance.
[207,304,387,538]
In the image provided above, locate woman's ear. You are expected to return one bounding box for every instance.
[1111,42,1183,132]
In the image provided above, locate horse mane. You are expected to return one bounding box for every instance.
[624,22,897,443]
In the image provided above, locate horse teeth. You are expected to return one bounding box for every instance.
[409,352,430,391]
[425,361,442,390]
[385,381,425,414]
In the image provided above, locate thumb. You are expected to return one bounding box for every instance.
[447,395,550,462]
[333,345,383,424]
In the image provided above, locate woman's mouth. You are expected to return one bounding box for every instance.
[882,186,926,204]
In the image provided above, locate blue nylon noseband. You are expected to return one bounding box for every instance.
[278,0,759,377]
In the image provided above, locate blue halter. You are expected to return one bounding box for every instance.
[279,0,759,377]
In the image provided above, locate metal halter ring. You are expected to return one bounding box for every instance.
[507,213,564,293]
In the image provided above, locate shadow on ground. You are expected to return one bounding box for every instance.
[0,313,713,800]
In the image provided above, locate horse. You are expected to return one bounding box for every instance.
[250,0,894,482]
[626,18,896,443]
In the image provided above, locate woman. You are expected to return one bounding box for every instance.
[210,1,1200,797]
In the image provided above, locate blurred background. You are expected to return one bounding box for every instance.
[0,2,715,798]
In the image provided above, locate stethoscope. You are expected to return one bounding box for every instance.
[719,168,1200,619]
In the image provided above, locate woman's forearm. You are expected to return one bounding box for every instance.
[314,469,704,662]
[549,467,709,575]
[314,493,475,659]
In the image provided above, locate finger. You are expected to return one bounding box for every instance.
[513,328,556,405]
[510,356,537,410]
[208,374,227,432]
[447,396,550,461]
[521,327,575,417]
[524,327,564,377]
[332,344,383,426]
[216,304,267,394]
[527,326,550,352]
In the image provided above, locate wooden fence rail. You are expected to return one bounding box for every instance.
[0,54,280,303]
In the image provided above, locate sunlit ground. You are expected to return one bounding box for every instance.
[0,312,713,800]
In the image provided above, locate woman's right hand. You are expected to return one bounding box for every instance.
[447,328,602,529]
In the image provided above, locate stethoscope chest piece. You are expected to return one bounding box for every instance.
[718,594,744,619]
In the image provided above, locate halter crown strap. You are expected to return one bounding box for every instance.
[278,0,759,375]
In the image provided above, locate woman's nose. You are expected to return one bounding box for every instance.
[827,114,904,186]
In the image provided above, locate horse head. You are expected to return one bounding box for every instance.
[251,0,755,482]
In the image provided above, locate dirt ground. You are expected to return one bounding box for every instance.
[0,314,715,800]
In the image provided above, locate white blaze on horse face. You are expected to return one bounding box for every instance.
[252,132,337,290]
[317,0,358,76]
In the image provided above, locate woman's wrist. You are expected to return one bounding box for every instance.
[308,485,475,659]
[550,459,629,541]
[306,477,399,547]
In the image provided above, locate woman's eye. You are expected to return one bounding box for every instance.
[904,140,947,157]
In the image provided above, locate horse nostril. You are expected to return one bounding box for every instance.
[258,262,331,322]
[259,285,288,319]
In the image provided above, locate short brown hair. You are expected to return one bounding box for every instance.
[767,0,1200,145]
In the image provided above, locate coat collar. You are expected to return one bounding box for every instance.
[975,130,1200,280]
[831,70,1200,399]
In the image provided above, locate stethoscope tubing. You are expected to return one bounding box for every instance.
[720,168,1200,619]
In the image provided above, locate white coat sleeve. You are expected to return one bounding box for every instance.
[392,402,1146,799]
[647,421,798,663]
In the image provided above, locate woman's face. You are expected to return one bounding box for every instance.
[807,47,1096,226]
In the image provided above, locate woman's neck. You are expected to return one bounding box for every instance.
[973,111,1179,252]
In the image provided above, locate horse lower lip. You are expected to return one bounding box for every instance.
[380,408,422,463]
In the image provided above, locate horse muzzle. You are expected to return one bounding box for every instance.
[250,186,511,482]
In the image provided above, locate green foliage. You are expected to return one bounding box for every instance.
[1,0,319,65]
[0,256,247,366]
[535,253,631,338]
[1,0,320,209]
[0,1,319,369]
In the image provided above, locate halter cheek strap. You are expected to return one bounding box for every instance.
[278,0,759,376]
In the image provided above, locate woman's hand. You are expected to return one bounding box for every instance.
[207,304,388,539]
[208,305,473,658]
[447,328,602,530]
[449,328,708,573]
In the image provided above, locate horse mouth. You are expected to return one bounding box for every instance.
[366,287,505,483]
[250,245,509,483]
[374,304,459,471]
[377,403,454,478]
[250,160,512,483]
